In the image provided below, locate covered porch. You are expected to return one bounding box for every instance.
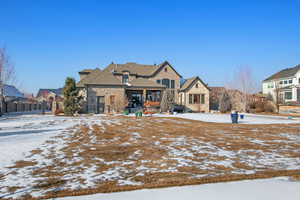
[125,88,163,113]
[280,86,300,103]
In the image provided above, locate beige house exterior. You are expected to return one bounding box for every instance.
[179,77,210,113]
[77,61,209,113]
[36,88,64,113]
[77,61,210,113]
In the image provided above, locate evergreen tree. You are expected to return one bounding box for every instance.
[63,77,81,116]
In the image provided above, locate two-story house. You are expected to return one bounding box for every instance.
[77,61,181,113]
[77,61,210,113]
[262,64,300,103]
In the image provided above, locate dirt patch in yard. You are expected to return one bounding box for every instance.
[2,115,300,199]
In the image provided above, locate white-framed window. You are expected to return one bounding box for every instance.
[267,83,274,88]
[189,94,205,104]
[285,91,292,100]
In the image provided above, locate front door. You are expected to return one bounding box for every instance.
[297,89,300,102]
[97,96,105,114]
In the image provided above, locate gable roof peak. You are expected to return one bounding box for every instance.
[180,76,209,91]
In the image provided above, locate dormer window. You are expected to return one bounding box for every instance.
[122,74,129,84]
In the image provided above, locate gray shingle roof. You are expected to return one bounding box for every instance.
[264,64,300,82]
[77,69,122,87]
[3,85,24,98]
[180,76,209,91]
[36,88,62,98]
[103,61,182,78]
[103,62,161,76]
[77,61,182,87]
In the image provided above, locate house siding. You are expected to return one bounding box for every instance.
[179,79,210,112]
[149,64,181,103]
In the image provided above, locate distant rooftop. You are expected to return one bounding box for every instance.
[264,64,300,82]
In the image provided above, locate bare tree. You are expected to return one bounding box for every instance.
[160,89,175,112]
[219,89,231,113]
[0,47,16,116]
[228,66,258,112]
[273,80,283,113]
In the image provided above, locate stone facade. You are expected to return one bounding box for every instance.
[86,85,126,113]
[78,61,210,114]
[179,79,210,113]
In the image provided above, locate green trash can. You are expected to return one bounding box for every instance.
[135,111,143,117]
[124,110,129,115]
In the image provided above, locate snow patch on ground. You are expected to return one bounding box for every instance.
[57,177,300,200]
[153,113,300,124]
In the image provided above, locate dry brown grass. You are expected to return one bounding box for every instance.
[8,160,37,169]
[7,186,22,193]
[232,161,255,170]
[34,178,66,189]
[30,149,43,155]
[3,115,300,200]
[21,170,300,200]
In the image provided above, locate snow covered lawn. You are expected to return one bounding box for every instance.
[154,113,300,124]
[58,177,300,200]
[0,114,82,168]
[1,114,300,199]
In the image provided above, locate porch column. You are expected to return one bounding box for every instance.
[292,87,297,101]
[143,89,147,103]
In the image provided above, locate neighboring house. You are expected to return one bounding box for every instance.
[3,84,24,99]
[77,61,209,113]
[179,77,210,113]
[36,88,64,112]
[209,86,226,111]
[1,85,42,113]
[262,64,300,103]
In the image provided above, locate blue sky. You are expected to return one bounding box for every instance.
[1,0,300,94]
